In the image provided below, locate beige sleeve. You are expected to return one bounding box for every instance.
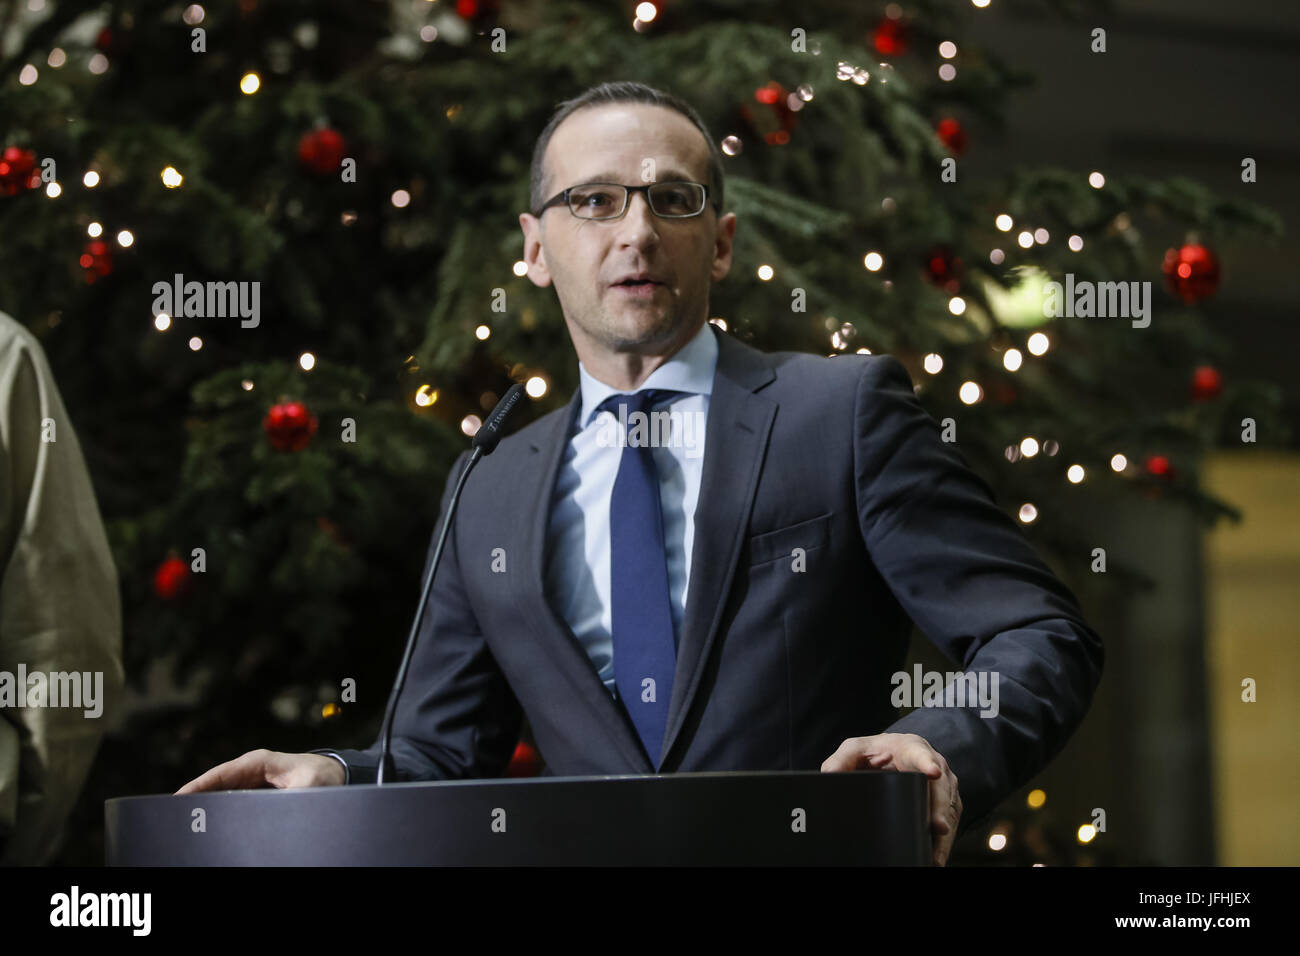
[0,319,124,865]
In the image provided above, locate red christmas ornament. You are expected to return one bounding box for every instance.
[1144,454,1174,480]
[153,556,191,600]
[80,240,113,283]
[0,146,40,196]
[297,128,347,176]
[455,0,501,27]
[936,118,967,156]
[505,741,542,777]
[95,27,114,53]
[873,16,910,56]
[1190,365,1223,401]
[264,400,319,452]
[739,82,799,147]
[1162,242,1219,304]
[923,244,962,292]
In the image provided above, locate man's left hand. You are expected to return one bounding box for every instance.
[821,733,962,866]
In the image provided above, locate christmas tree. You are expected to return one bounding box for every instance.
[0,0,1283,864]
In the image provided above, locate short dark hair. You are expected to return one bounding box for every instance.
[529,81,725,218]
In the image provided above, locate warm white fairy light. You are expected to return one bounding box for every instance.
[923,353,944,374]
[183,4,205,25]
[47,48,66,68]
[634,2,658,21]
[1003,347,1022,371]
[1018,503,1038,523]
[1067,465,1085,483]
[299,352,316,371]
[988,833,1007,851]
[938,63,956,82]
[1027,332,1049,355]
[475,325,490,340]
[1068,234,1084,252]
[1110,454,1128,472]
[461,414,482,436]
[1088,171,1105,189]
[938,41,957,59]
[863,252,883,272]
[972,0,991,8]
[88,54,108,74]
[241,379,254,391]
[239,72,260,94]
[1020,437,1039,457]
[419,25,438,42]
[1017,231,1034,249]
[83,170,100,187]
[995,214,1013,231]
[87,222,102,237]
[19,64,38,85]
[45,182,61,198]
[154,313,171,331]
[989,248,1004,264]
[948,296,966,315]
[188,336,203,351]
[526,376,548,398]
[391,189,410,208]
[512,260,528,277]
[161,166,183,188]
[1077,824,1097,844]
[959,381,982,404]
[415,385,437,407]
[1033,228,1049,244]
[756,264,774,281]
[116,229,134,247]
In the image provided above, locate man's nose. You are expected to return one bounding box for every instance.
[616,190,660,239]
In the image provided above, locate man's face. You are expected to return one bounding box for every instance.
[519,103,736,357]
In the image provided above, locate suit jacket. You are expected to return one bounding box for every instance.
[326,324,1103,832]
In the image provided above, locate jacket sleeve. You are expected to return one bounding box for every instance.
[853,354,1104,832]
[0,319,124,865]
[319,449,523,784]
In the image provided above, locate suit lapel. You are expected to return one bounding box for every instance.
[660,327,776,768]
[514,388,654,773]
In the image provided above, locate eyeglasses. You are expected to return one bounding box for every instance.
[534,181,712,220]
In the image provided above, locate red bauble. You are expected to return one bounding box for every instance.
[873,17,909,56]
[739,82,799,147]
[936,118,967,156]
[153,556,191,600]
[456,0,501,25]
[1162,242,1219,304]
[505,741,542,777]
[923,244,962,292]
[80,240,113,283]
[1190,365,1223,401]
[297,128,347,176]
[1144,454,1174,480]
[264,401,319,452]
[0,146,40,196]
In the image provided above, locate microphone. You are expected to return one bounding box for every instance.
[375,383,527,785]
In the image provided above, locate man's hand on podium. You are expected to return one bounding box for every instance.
[175,750,346,794]
[821,732,962,867]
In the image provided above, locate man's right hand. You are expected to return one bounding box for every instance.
[175,749,346,794]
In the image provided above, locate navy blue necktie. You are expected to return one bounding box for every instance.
[599,388,681,768]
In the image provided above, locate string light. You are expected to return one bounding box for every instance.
[1027,789,1046,809]
[1018,503,1038,523]
[87,222,102,237]
[512,260,528,277]
[475,325,490,340]
[161,166,183,188]
[239,72,260,94]
[45,182,61,198]
[460,414,482,436]
[391,189,410,208]
[1027,332,1050,355]
[988,833,1007,851]
[1003,348,1022,371]
[188,336,203,351]
[83,171,100,188]
[1067,465,1085,483]
[19,64,38,85]
[525,375,548,398]
[299,352,316,371]
[1077,824,1097,844]
[863,252,883,271]
[1110,454,1127,472]
[923,353,943,374]
[1088,171,1105,189]
[995,214,1013,232]
[959,381,982,404]
[415,385,437,406]
[154,313,171,331]
[116,230,134,247]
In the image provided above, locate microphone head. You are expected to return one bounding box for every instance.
[471,383,526,455]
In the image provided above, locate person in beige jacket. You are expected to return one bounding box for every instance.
[0,309,123,865]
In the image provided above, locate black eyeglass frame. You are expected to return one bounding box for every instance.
[533,181,717,220]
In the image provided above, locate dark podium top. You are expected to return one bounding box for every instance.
[106,770,931,866]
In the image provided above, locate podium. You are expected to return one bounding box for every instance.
[106,770,931,865]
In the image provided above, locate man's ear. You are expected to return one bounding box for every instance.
[710,211,738,283]
[518,212,553,288]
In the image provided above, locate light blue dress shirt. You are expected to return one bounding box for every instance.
[545,320,718,698]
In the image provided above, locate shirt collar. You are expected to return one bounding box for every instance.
[576,321,718,430]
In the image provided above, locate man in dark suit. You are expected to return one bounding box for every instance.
[180,81,1102,867]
